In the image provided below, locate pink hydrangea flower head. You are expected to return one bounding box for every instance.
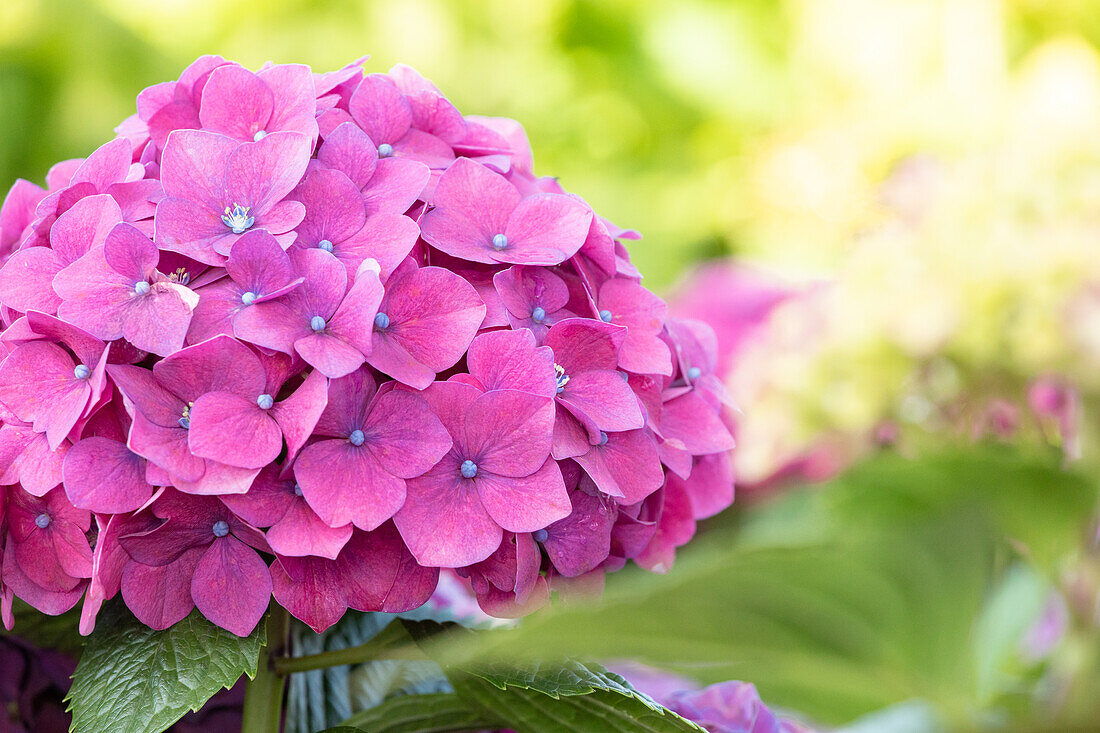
[0,54,738,634]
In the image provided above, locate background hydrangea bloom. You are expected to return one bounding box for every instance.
[0,55,734,638]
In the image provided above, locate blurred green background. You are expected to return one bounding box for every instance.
[7,0,1100,730]
[5,0,1099,292]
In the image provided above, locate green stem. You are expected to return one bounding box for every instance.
[272,621,424,676]
[241,606,290,733]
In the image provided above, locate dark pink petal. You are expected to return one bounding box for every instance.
[51,191,124,264]
[219,464,293,526]
[81,513,145,634]
[2,541,85,616]
[270,555,346,633]
[312,366,377,437]
[635,477,696,574]
[340,524,439,612]
[574,429,665,504]
[419,158,520,264]
[501,194,592,266]
[187,391,283,469]
[552,404,595,460]
[475,457,570,533]
[395,463,502,568]
[682,452,734,520]
[464,389,555,478]
[121,549,202,630]
[349,74,412,146]
[599,279,672,375]
[191,536,271,636]
[172,461,259,497]
[108,363,186,427]
[188,279,241,343]
[62,436,153,513]
[293,332,368,379]
[494,265,570,336]
[294,439,405,530]
[103,221,158,280]
[53,246,132,341]
[198,65,275,140]
[465,329,556,398]
[225,228,302,298]
[542,490,615,577]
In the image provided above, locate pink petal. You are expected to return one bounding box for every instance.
[660,391,735,455]
[160,129,241,208]
[476,458,570,533]
[0,341,90,450]
[293,167,366,247]
[223,131,312,215]
[153,196,230,265]
[419,158,520,264]
[70,138,132,192]
[270,368,328,460]
[62,436,152,513]
[558,370,644,433]
[258,63,318,140]
[121,549,202,630]
[331,213,419,282]
[187,391,283,469]
[295,439,406,530]
[501,194,592,265]
[293,332,367,379]
[121,281,197,356]
[0,423,65,496]
[198,65,275,141]
[466,328,556,398]
[190,536,271,636]
[0,246,64,314]
[268,499,353,559]
[362,157,430,217]
[317,122,378,189]
[395,464,502,568]
[574,429,664,504]
[349,74,412,145]
[464,390,555,478]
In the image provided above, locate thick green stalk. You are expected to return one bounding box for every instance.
[241,606,290,733]
[271,620,424,675]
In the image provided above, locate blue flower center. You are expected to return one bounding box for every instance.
[533,528,548,543]
[599,310,613,323]
[378,143,393,158]
[349,429,366,446]
[35,513,50,529]
[293,484,303,497]
[554,363,569,394]
[460,459,478,479]
[253,130,267,142]
[531,306,546,322]
[687,366,702,380]
[221,204,254,234]
[492,233,508,251]
[73,364,91,380]
[241,291,257,305]
[257,394,274,410]
[598,431,609,446]
[178,402,192,430]
[318,239,334,252]
[310,315,326,332]
[212,520,229,538]
[374,312,390,330]
[134,281,151,295]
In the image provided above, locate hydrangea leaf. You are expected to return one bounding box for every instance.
[329,693,494,733]
[65,602,267,733]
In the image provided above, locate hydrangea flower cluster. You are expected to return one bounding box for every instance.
[0,56,735,637]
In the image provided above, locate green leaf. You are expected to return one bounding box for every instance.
[450,660,705,733]
[334,692,496,733]
[431,447,1095,727]
[66,603,267,733]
